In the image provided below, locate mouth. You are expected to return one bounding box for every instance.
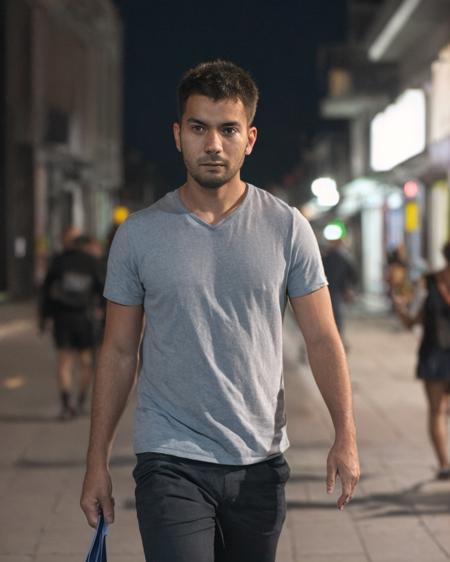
[200,162,226,167]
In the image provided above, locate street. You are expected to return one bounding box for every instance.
[0,301,449,562]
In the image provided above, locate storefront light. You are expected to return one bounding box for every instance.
[403,180,419,199]
[317,190,340,207]
[370,89,426,171]
[323,220,347,241]
[311,177,340,207]
[113,206,130,225]
[387,192,403,210]
[311,177,337,197]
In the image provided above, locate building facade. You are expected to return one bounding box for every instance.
[315,0,450,304]
[1,0,122,299]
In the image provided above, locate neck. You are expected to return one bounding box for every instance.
[180,175,247,215]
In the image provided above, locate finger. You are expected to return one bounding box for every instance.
[81,498,101,528]
[326,462,337,494]
[337,477,356,510]
[337,493,351,511]
[100,495,115,525]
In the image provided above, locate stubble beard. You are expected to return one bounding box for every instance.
[189,168,234,189]
[182,150,247,190]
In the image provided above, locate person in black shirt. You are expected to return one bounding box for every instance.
[322,238,357,336]
[40,229,104,420]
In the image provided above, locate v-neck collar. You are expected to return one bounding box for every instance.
[175,184,252,230]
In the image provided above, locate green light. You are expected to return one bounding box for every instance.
[323,219,347,240]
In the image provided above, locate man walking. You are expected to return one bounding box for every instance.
[40,229,104,419]
[81,60,360,562]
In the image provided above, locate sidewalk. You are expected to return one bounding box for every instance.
[279,311,450,562]
[0,302,449,561]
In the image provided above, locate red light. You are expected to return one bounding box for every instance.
[403,180,419,198]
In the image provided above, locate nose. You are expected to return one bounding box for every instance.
[204,129,222,154]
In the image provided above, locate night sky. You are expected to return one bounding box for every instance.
[112,0,347,196]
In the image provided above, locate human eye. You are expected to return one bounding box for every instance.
[191,124,205,133]
[222,127,238,136]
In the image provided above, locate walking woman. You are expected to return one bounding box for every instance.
[394,241,450,480]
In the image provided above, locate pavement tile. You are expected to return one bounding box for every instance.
[277,527,295,562]
[288,513,365,557]
[371,558,448,562]
[3,305,450,562]
[285,480,314,506]
[33,550,82,562]
[433,533,450,557]
[357,517,449,562]
[0,469,17,499]
[298,554,369,562]
[35,529,88,556]
[0,427,40,468]
[107,558,145,562]
[0,557,33,562]
[0,529,38,556]
[107,524,145,556]
[422,512,450,535]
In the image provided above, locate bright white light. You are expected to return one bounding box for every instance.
[368,0,421,61]
[430,45,450,142]
[387,192,403,210]
[323,224,343,241]
[311,177,340,207]
[370,89,426,171]
[317,190,340,207]
[311,177,337,197]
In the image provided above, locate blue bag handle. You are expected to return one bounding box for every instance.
[85,511,109,562]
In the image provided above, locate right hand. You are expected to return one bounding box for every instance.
[80,467,115,528]
[326,438,360,511]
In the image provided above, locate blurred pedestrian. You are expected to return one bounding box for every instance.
[393,241,450,480]
[322,238,357,336]
[77,235,107,348]
[386,245,410,302]
[81,60,359,562]
[81,235,105,261]
[40,228,104,420]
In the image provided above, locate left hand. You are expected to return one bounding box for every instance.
[326,439,360,511]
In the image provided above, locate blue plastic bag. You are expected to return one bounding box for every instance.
[85,512,108,562]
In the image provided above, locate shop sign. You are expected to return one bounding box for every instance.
[370,89,426,171]
[405,202,419,232]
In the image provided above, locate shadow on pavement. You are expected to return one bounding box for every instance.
[287,479,450,517]
[15,454,135,469]
[287,472,371,484]
[0,413,60,423]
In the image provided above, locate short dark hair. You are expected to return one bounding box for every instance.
[177,60,259,124]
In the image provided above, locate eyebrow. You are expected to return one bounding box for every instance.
[187,118,241,128]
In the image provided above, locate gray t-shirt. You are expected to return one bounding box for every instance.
[104,184,327,464]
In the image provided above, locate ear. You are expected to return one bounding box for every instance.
[245,126,257,156]
[173,122,181,152]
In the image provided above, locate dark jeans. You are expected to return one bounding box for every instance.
[133,452,290,562]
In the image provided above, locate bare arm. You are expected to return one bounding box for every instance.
[392,294,423,328]
[290,286,360,510]
[81,301,144,527]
